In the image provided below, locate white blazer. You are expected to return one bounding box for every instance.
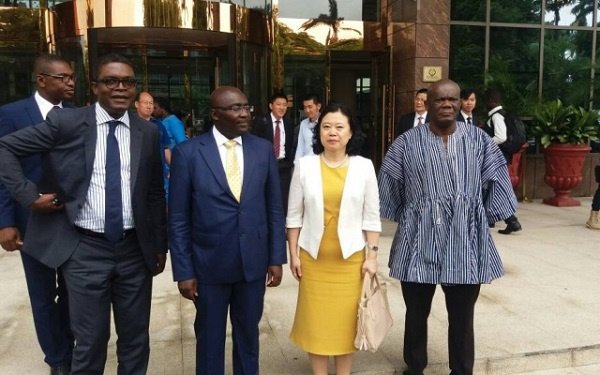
[286,155,382,259]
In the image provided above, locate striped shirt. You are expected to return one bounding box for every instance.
[378,121,517,285]
[74,103,134,232]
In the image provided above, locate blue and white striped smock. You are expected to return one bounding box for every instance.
[378,121,517,285]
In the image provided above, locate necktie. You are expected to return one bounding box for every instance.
[273,120,281,158]
[225,140,242,202]
[104,120,124,242]
[467,117,473,126]
[417,116,423,126]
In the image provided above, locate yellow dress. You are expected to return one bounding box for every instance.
[289,158,365,355]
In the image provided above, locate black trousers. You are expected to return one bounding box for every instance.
[61,231,152,375]
[401,282,481,375]
[278,162,292,215]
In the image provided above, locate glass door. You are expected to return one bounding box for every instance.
[371,46,393,168]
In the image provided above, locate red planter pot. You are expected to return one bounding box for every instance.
[542,143,591,207]
[508,143,529,188]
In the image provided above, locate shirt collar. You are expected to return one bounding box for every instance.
[95,102,130,128]
[212,126,243,147]
[461,110,472,120]
[488,105,503,116]
[415,111,427,119]
[34,91,62,120]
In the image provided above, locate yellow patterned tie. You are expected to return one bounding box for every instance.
[224,140,242,202]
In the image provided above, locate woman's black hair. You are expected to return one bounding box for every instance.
[312,103,363,156]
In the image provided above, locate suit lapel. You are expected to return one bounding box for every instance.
[129,117,143,190]
[241,134,256,202]
[83,107,98,185]
[198,133,235,200]
[25,96,43,125]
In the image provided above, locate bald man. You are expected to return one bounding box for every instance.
[379,80,517,375]
[168,86,286,375]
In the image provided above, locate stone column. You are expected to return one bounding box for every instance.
[391,0,450,121]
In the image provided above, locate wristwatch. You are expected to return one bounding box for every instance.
[366,243,379,251]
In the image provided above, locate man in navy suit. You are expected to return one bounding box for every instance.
[0,53,167,374]
[395,88,429,138]
[251,92,295,213]
[169,86,287,375]
[0,53,75,375]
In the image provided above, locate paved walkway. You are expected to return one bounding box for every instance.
[1,198,599,374]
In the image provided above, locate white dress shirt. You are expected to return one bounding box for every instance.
[413,111,428,128]
[34,91,62,120]
[294,116,318,163]
[270,113,286,160]
[212,126,244,180]
[487,105,507,145]
[74,103,134,232]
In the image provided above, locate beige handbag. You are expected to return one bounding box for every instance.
[354,273,394,352]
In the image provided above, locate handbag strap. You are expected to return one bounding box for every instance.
[361,273,380,299]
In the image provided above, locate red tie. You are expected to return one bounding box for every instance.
[273,120,281,158]
[417,116,423,126]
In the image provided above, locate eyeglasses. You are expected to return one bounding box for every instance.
[38,73,77,83]
[95,77,137,89]
[138,100,154,106]
[213,105,254,114]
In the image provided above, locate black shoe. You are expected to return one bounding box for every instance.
[498,220,522,235]
[489,222,496,228]
[50,364,71,375]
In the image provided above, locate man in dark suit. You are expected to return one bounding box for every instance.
[457,88,494,137]
[0,54,75,375]
[0,53,167,374]
[395,88,429,138]
[169,86,287,375]
[251,92,294,213]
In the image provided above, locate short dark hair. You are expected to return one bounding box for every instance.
[312,103,363,156]
[415,88,428,96]
[93,53,134,80]
[154,97,171,113]
[302,93,321,105]
[486,89,502,103]
[33,54,71,73]
[270,92,288,103]
[460,88,476,100]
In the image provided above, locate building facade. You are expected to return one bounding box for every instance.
[1,0,600,198]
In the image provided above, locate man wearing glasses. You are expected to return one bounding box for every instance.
[0,54,167,374]
[0,53,75,375]
[395,88,429,138]
[169,86,286,375]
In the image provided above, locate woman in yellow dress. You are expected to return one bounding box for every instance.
[286,103,382,375]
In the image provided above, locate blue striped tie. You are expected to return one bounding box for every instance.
[104,120,123,242]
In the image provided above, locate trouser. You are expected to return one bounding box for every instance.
[592,184,600,210]
[20,251,73,367]
[61,231,152,375]
[194,279,266,375]
[401,282,481,375]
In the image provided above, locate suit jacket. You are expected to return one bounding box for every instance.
[395,112,429,138]
[251,113,295,173]
[168,131,287,284]
[286,155,381,259]
[0,96,45,235]
[0,105,167,271]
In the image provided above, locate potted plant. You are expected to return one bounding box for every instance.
[530,99,599,206]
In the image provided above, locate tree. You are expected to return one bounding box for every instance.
[299,0,361,46]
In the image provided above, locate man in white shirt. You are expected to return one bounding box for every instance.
[486,89,523,235]
[294,94,322,163]
[0,53,75,375]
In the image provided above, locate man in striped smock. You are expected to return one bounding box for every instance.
[379,79,517,375]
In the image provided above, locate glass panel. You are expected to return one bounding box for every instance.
[543,29,593,107]
[2,0,70,8]
[545,0,595,26]
[57,39,87,107]
[279,0,368,22]
[450,0,486,22]
[491,0,541,24]
[488,27,540,113]
[283,55,326,125]
[449,25,486,93]
[0,47,36,105]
